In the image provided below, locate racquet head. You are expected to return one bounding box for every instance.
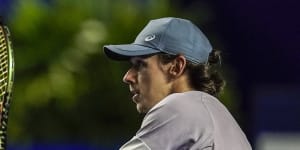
[0,18,15,150]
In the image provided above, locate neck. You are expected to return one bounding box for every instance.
[170,74,194,93]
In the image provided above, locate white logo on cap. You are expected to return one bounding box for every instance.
[145,34,156,41]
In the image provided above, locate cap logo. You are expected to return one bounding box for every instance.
[145,34,156,41]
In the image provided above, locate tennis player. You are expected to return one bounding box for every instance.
[103,17,252,150]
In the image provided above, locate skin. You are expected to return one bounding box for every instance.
[123,54,193,113]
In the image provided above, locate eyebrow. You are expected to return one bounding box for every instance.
[130,57,145,63]
[130,57,148,67]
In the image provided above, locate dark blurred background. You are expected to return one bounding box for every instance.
[0,0,299,149]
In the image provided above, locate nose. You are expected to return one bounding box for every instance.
[123,68,136,84]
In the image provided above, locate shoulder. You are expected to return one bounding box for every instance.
[138,91,215,134]
[152,91,218,114]
[135,91,215,149]
[148,91,210,110]
[144,91,216,120]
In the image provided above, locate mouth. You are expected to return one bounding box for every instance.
[132,93,139,103]
[130,90,140,103]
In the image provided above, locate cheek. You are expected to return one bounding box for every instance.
[140,71,167,97]
[137,72,152,92]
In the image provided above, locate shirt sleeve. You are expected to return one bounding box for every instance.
[120,136,151,150]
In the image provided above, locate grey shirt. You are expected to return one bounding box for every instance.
[120,91,252,150]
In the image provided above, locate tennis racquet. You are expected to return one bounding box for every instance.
[0,19,15,150]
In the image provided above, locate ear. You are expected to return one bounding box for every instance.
[169,55,187,78]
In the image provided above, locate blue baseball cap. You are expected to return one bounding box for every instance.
[103,17,212,64]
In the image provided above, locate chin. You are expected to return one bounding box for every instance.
[136,104,149,114]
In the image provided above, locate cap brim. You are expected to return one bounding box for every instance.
[103,44,160,60]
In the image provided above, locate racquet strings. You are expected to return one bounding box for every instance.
[0,25,10,149]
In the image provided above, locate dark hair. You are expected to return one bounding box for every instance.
[157,49,225,97]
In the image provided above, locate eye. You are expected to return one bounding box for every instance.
[131,59,147,71]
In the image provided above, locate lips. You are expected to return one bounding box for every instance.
[130,89,140,103]
[129,85,140,103]
[132,94,139,103]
